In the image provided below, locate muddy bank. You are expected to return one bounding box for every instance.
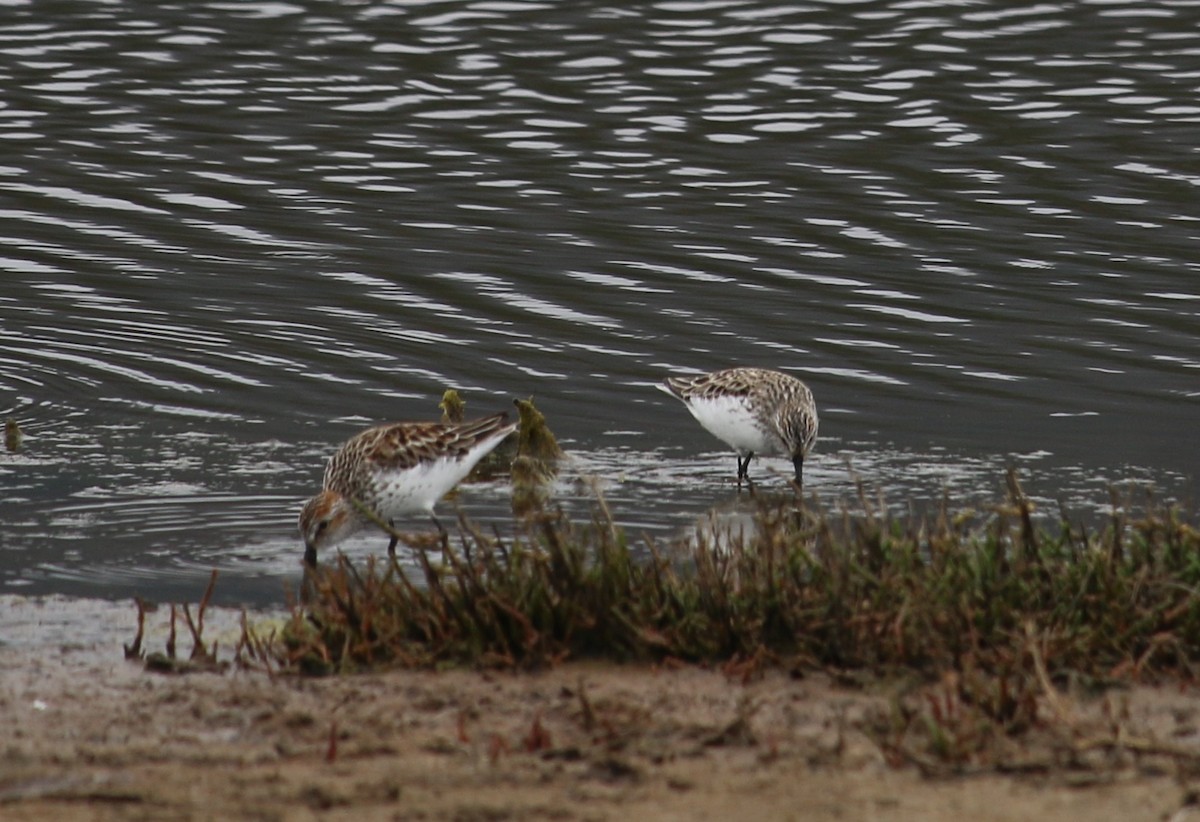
[0,596,1196,821]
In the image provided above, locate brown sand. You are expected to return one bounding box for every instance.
[1,596,1197,821]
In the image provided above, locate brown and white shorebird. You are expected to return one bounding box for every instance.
[658,367,819,487]
[298,411,517,567]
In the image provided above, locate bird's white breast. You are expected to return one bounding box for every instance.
[683,395,781,456]
[369,432,508,517]
[370,458,469,516]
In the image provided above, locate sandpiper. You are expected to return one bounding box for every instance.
[298,411,517,567]
[658,367,818,487]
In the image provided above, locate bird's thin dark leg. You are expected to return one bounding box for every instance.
[736,452,754,487]
[431,514,449,549]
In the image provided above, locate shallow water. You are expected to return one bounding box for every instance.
[1,0,1197,608]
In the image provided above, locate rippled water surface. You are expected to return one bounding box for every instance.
[1,1,1197,607]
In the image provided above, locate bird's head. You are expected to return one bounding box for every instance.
[298,490,358,567]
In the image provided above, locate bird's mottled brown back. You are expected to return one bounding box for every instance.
[665,369,753,401]
[667,368,808,403]
[322,412,512,494]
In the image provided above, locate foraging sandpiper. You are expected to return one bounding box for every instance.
[659,367,818,487]
[298,411,517,567]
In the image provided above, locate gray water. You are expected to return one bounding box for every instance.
[1,0,1197,608]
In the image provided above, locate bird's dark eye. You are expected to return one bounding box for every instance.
[316,520,329,534]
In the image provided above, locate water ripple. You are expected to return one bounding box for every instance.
[0,0,1196,602]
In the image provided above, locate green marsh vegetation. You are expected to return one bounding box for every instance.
[135,468,1200,773]
[253,469,1200,683]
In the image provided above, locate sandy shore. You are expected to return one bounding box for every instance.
[0,595,1196,821]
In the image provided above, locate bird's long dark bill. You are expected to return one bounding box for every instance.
[792,454,804,486]
[303,543,318,568]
